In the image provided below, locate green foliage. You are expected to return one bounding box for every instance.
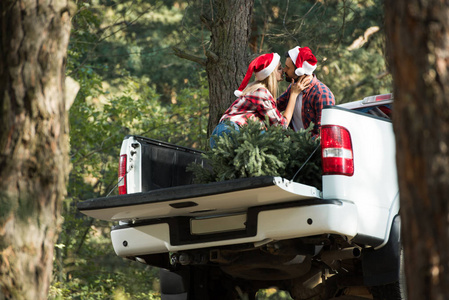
[188,119,322,189]
[50,198,161,300]
[59,72,208,299]
[251,0,392,103]
[70,0,204,103]
[155,72,209,149]
[82,0,391,105]
[55,1,209,298]
[257,288,293,300]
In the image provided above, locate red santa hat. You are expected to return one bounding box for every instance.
[288,46,317,76]
[234,53,280,97]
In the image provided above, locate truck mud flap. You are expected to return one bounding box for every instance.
[362,215,401,286]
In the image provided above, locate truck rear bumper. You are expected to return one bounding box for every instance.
[111,199,358,257]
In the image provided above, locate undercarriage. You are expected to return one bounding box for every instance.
[134,235,392,300]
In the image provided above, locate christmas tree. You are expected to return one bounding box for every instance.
[188,119,322,189]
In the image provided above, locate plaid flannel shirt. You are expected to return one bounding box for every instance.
[277,75,335,135]
[220,87,288,128]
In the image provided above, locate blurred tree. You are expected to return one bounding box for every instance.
[385,0,449,299]
[0,0,75,299]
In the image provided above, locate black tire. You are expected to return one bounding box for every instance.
[371,281,402,300]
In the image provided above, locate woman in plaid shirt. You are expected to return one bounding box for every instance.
[210,53,310,148]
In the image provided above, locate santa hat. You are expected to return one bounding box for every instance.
[234,53,280,97]
[288,46,317,76]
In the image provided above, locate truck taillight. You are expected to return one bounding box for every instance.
[118,154,127,195]
[362,93,393,104]
[321,125,354,176]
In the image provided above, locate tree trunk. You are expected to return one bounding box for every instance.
[205,0,254,135]
[385,1,449,299]
[0,1,73,299]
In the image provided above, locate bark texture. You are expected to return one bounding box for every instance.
[385,0,449,299]
[205,0,254,135]
[0,0,72,299]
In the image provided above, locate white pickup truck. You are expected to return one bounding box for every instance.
[78,94,403,300]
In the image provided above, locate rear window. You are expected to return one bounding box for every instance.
[353,104,392,120]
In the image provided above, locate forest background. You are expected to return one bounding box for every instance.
[53,0,391,299]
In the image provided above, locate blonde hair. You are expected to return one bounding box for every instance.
[242,69,278,98]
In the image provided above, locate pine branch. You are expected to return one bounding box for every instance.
[200,14,213,31]
[173,47,207,66]
[189,120,322,188]
[205,50,219,63]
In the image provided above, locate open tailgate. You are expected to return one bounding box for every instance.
[77,176,321,222]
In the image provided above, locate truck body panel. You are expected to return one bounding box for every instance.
[320,106,398,245]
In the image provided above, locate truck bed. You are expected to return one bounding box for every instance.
[77,176,321,222]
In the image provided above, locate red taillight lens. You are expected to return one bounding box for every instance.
[375,94,392,101]
[118,154,127,195]
[321,125,354,176]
